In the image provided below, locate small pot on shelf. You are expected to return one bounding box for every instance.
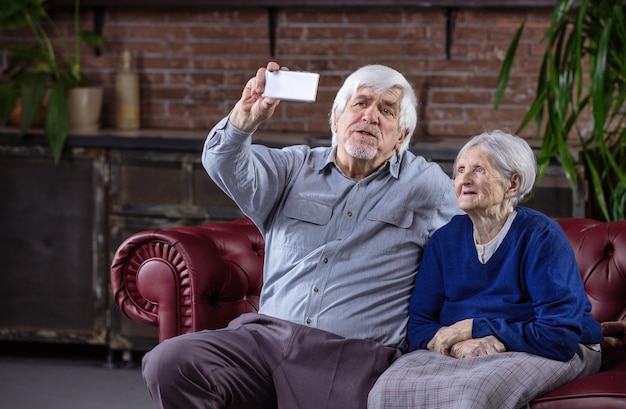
[68,86,104,134]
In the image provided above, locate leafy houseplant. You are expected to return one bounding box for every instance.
[495,0,626,221]
[0,0,102,163]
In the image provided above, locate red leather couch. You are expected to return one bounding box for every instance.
[110,217,626,408]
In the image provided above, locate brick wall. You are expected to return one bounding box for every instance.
[2,6,554,145]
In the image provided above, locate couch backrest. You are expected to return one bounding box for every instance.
[557,218,626,323]
[218,217,626,324]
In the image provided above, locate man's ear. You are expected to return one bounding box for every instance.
[396,130,410,150]
[331,109,339,133]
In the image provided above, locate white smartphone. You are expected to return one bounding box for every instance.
[262,70,320,103]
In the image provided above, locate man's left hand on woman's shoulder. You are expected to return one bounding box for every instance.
[601,321,626,348]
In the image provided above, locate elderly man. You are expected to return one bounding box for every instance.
[141,61,461,409]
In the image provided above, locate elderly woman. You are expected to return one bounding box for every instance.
[368,130,603,409]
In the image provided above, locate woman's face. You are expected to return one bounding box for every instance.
[454,146,511,215]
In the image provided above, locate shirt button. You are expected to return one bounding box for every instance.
[323,257,328,264]
[306,318,312,324]
[347,211,353,217]
[313,287,319,293]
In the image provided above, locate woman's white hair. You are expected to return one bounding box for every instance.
[328,65,418,153]
[454,130,537,205]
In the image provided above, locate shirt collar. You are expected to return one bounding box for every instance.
[315,146,403,179]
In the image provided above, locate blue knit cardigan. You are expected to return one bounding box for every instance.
[408,207,603,361]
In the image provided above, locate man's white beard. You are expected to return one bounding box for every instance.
[345,138,377,160]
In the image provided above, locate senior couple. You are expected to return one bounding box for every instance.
[141,62,622,409]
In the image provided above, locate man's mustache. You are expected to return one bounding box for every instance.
[349,125,381,141]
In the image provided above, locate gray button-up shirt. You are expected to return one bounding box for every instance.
[203,117,461,349]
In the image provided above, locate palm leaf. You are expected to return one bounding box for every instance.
[495,0,626,220]
[44,81,70,163]
[494,21,525,109]
[18,72,48,135]
[0,83,20,124]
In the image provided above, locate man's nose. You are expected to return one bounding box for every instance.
[362,106,378,124]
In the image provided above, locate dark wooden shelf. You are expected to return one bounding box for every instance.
[50,1,558,8]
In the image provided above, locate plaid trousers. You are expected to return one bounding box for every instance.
[368,344,600,409]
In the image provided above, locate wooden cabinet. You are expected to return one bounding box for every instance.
[0,130,241,352]
[0,143,109,345]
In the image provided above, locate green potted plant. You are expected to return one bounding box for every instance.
[0,0,103,163]
[495,0,626,221]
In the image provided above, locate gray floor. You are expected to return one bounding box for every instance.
[0,342,153,409]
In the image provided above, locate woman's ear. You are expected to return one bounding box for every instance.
[507,174,521,196]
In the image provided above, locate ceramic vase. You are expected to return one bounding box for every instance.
[68,86,103,134]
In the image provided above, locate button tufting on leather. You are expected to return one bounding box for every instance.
[605,242,614,257]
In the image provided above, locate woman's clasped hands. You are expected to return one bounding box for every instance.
[428,319,506,359]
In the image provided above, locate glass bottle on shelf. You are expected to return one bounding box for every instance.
[115,50,140,130]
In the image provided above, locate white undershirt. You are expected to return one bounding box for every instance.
[474,210,518,264]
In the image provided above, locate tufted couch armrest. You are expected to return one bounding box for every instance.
[110,218,264,342]
[530,218,626,408]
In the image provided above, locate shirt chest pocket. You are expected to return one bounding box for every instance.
[362,207,416,253]
[283,198,333,225]
[366,207,414,229]
[279,198,333,252]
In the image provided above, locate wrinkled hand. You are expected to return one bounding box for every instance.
[428,319,473,355]
[601,321,626,348]
[450,336,506,359]
[229,61,286,133]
